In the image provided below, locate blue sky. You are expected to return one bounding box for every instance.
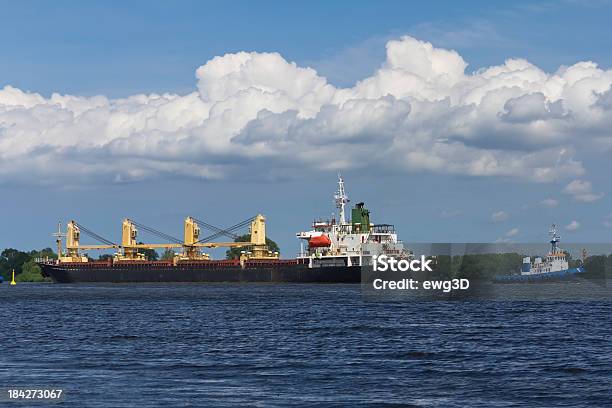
[1,0,612,254]
[3,0,611,95]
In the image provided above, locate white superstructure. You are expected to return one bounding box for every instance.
[297,175,410,268]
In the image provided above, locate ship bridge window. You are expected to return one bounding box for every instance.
[372,224,395,234]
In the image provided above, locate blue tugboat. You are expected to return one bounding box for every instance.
[494,224,585,283]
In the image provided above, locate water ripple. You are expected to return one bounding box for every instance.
[0,284,610,407]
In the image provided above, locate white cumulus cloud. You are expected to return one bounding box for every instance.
[491,210,509,222]
[2,36,612,185]
[565,220,580,231]
[506,227,520,237]
[562,180,604,202]
[495,227,520,243]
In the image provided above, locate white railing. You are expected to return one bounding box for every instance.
[35,257,56,264]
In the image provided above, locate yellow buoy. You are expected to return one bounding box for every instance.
[10,269,16,285]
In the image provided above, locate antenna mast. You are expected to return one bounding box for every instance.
[334,174,350,224]
[52,221,65,258]
[549,224,560,254]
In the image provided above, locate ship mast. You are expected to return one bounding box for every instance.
[334,174,350,225]
[549,224,560,254]
[52,221,65,258]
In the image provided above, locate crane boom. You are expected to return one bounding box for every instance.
[67,245,119,250]
[123,243,183,249]
[194,242,251,248]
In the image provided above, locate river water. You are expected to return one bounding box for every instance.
[1,283,610,407]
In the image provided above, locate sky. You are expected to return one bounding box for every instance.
[1,0,612,255]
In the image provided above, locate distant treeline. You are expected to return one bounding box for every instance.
[432,253,525,279]
[0,248,56,282]
[2,248,610,282]
[582,255,612,280]
[0,246,161,282]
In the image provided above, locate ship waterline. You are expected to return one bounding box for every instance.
[40,260,362,283]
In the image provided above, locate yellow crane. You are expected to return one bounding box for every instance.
[191,214,279,261]
[116,219,183,261]
[55,214,279,263]
[59,220,119,262]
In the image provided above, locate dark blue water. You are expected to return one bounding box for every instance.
[1,284,611,407]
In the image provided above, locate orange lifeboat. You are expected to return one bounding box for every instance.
[309,234,331,248]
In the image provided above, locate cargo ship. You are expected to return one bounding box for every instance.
[493,224,586,283]
[38,176,409,283]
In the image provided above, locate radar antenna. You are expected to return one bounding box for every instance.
[334,174,350,225]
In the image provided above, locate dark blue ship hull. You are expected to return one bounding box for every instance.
[38,260,362,283]
[494,266,585,283]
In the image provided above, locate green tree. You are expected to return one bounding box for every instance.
[457,255,486,279]
[145,249,159,261]
[161,249,176,260]
[1,248,31,278]
[1,248,56,282]
[31,248,57,260]
[136,243,159,261]
[453,253,523,279]
[16,260,48,282]
[225,234,280,260]
[429,255,452,278]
